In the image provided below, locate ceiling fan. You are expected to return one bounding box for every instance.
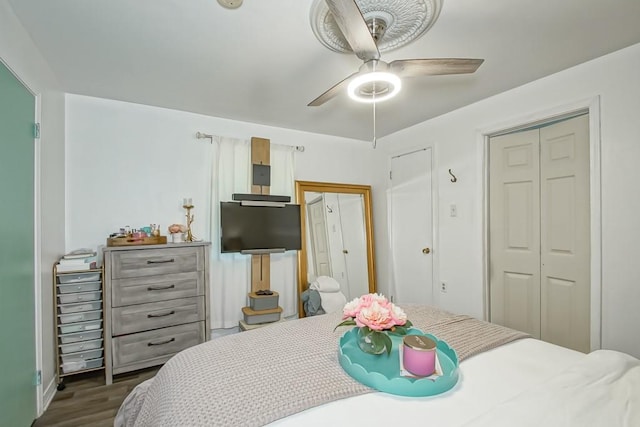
[308,0,484,106]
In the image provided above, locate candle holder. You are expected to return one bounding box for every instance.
[182,202,196,242]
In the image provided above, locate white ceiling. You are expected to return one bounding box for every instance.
[8,0,640,141]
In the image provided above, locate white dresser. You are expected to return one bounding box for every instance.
[103,242,210,384]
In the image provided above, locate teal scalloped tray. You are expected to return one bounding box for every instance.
[338,328,459,397]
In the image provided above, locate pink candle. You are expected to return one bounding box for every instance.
[403,335,437,376]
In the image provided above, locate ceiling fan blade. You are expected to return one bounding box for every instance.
[308,71,359,106]
[325,0,380,61]
[389,58,484,78]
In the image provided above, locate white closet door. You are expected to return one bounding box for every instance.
[389,148,433,305]
[489,129,542,338]
[540,115,590,353]
[489,114,591,352]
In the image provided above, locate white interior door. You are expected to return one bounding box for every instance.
[307,198,331,278]
[389,148,433,304]
[489,129,542,338]
[324,193,349,291]
[338,194,368,301]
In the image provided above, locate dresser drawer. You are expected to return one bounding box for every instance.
[112,322,203,372]
[111,247,203,279]
[111,271,204,307]
[111,296,204,336]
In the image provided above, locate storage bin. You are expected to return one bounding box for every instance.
[58,290,101,304]
[58,300,102,314]
[58,329,103,344]
[57,280,101,294]
[60,348,103,363]
[59,338,103,354]
[248,291,279,311]
[61,357,103,374]
[58,309,102,324]
[241,306,283,325]
[59,319,102,334]
[57,272,101,284]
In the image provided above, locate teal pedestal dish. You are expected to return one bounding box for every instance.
[338,328,459,397]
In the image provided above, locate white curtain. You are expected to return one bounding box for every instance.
[209,136,297,329]
[266,144,297,320]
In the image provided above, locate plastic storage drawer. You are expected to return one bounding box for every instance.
[59,338,103,354]
[60,348,103,363]
[58,319,102,334]
[57,281,101,294]
[58,309,102,324]
[57,272,101,284]
[58,329,103,344]
[61,357,103,374]
[58,291,101,304]
[58,300,102,314]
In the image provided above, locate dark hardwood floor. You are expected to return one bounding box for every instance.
[34,368,158,427]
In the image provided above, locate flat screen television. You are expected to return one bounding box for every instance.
[220,202,302,253]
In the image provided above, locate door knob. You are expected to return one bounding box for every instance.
[422,247,431,254]
[342,249,349,254]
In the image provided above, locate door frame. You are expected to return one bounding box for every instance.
[478,96,602,351]
[386,144,439,305]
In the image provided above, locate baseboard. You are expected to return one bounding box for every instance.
[42,377,57,414]
[210,327,239,339]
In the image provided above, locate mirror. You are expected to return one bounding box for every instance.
[296,181,376,317]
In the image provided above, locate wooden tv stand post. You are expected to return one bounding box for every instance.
[239,136,284,328]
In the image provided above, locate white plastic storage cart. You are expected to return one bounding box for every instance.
[53,263,105,390]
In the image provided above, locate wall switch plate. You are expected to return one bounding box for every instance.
[449,204,457,217]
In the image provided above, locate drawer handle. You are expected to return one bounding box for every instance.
[147,310,175,318]
[147,337,176,347]
[147,284,176,291]
[146,258,175,264]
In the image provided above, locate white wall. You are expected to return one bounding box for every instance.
[64,94,379,325]
[376,43,640,358]
[0,0,65,413]
[65,95,378,250]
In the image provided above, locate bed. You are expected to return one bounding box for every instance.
[116,305,640,426]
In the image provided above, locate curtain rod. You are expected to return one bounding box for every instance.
[196,132,305,152]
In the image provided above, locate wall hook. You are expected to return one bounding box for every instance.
[448,169,458,183]
[326,205,333,213]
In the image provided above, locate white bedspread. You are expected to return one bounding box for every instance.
[271,341,640,427]
[462,349,640,426]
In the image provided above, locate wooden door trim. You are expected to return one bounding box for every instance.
[479,96,602,351]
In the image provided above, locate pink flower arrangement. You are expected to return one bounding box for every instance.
[336,293,412,355]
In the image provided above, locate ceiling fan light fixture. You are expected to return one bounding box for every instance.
[347,71,401,103]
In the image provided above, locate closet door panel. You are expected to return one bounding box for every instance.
[540,114,590,353]
[489,129,541,338]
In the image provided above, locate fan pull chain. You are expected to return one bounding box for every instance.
[372,60,377,149]
[372,100,377,149]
